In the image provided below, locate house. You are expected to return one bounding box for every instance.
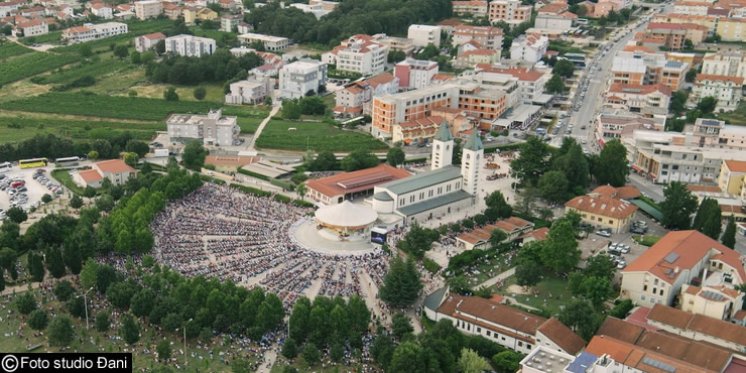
[134,32,165,53]
[133,0,161,20]
[278,59,327,99]
[456,48,500,68]
[564,185,638,233]
[166,109,239,147]
[306,164,411,205]
[407,24,441,47]
[534,2,576,31]
[594,114,662,145]
[0,0,26,17]
[719,160,746,196]
[604,83,672,113]
[62,22,128,44]
[322,34,389,76]
[238,32,289,52]
[509,34,548,64]
[701,50,746,82]
[165,34,216,57]
[225,77,272,105]
[621,230,746,309]
[333,72,399,117]
[90,2,112,19]
[693,74,744,112]
[455,216,534,250]
[647,303,746,352]
[451,0,489,17]
[162,2,182,19]
[183,6,218,24]
[394,58,439,90]
[488,0,532,26]
[472,64,551,105]
[681,284,744,320]
[452,25,503,51]
[426,293,585,355]
[716,17,746,42]
[73,159,137,188]
[13,18,48,37]
[643,22,708,50]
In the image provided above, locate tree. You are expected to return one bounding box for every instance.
[458,348,491,373]
[79,44,93,58]
[722,215,737,249]
[163,87,179,101]
[282,100,302,119]
[306,150,338,171]
[45,248,66,278]
[552,59,575,78]
[5,207,27,224]
[545,74,566,93]
[87,150,99,160]
[568,273,614,308]
[379,257,423,308]
[609,299,634,319]
[397,222,440,258]
[296,183,307,201]
[552,140,590,194]
[583,255,616,280]
[70,195,83,209]
[193,86,207,100]
[0,247,16,276]
[157,340,172,361]
[341,150,379,171]
[130,50,142,64]
[697,96,717,114]
[54,280,75,301]
[484,191,513,221]
[540,219,580,275]
[511,137,550,186]
[489,229,507,248]
[538,170,569,203]
[125,140,150,158]
[386,147,405,167]
[392,313,414,340]
[660,181,698,229]
[131,288,155,317]
[515,259,542,286]
[693,197,722,239]
[492,350,522,373]
[558,299,601,341]
[593,139,628,186]
[120,313,140,345]
[282,337,298,358]
[182,141,208,171]
[669,90,689,116]
[48,316,75,347]
[113,45,129,59]
[388,50,406,63]
[15,293,37,315]
[95,311,110,332]
[96,194,115,212]
[28,309,48,330]
[42,194,53,203]
[302,342,320,366]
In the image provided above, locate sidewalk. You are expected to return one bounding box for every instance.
[477,267,516,289]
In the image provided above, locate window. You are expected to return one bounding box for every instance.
[643,285,648,291]
[654,279,658,285]
[653,287,657,294]
[659,289,664,296]
[410,195,415,203]
[518,341,523,347]
[477,327,481,333]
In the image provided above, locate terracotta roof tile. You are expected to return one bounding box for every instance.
[306,164,410,198]
[725,159,746,173]
[648,304,746,349]
[78,169,103,183]
[536,317,586,354]
[95,159,136,174]
[565,194,637,219]
[696,74,745,85]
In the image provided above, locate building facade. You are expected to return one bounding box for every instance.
[394,58,439,90]
[166,109,239,147]
[134,0,162,20]
[322,34,389,76]
[164,34,216,57]
[279,60,328,99]
[407,24,441,47]
[62,22,128,44]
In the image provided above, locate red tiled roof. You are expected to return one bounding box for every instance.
[725,159,746,173]
[475,64,544,81]
[306,164,410,198]
[78,169,103,183]
[696,74,745,85]
[648,304,746,348]
[365,72,396,87]
[142,32,165,40]
[608,83,672,96]
[565,194,637,219]
[536,317,586,354]
[95,159,135,174]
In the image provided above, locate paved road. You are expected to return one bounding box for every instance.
[628,173,664,202]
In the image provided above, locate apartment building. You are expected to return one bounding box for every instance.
[220,14,240,33]
[488,0,532,26]
[0,0,25,17]
[717,17,746,42]
[394,58,439,90]
[333,72,398,117]
[62,22,128,44]
[534,2,577,31]
[693,74,744,112]
[510,34,549,64]
[74,159,137,188]
[225,77,271,105]
[642,22,708,49]
[456,82,508,121]
[564,186,639,233]
[322,34,389,76]
[673,0,711,15]
[451,0,489,17]
[702,50,746,81]
[371,84,460,139]
[162,2,181,20]
[165,34,216,57]
[610,51,688,91]
[166,109,239,147]
[472,65,549,105]
[654,13,717,33]
[718,160,746,195]
[610,54,647,85]
[13,18,48,37]
[183,7,218,25]
[134,32,165,52]
[594,114,662,144]
[91,3,113,19]
[456,48,500,67]
[605,83,672,113]
[452,25,504,51]
[134,0,161,20]
[407,24,441,47]
[621,230,746,308]
[681,284,743,320]
[238,32,289,52]
[279,59,328,99]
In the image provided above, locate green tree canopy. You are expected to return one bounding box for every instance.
[538,170,569,203]
[511,137,550,186]
[182,141,208,171]
[380,257,423,308]
[660,181,697,229]
[48,316,75,346]
[593,139,628,187]
[722,215,737,249]
[386,147,406,167]
[341,149,379,171]
[539,219,580,275]
[692,197,722,239]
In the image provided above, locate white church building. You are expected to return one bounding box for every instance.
[370,122,483,225]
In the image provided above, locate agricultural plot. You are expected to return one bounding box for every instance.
[256,119,388,152]
[0,116,163,144]
[0,43,34,60]
[0,52,78,86]
[32,58,132,86]
[1,93,220,121]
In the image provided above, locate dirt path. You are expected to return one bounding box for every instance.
[247,104,281,151]
[0,110,160,125]
[477,267,516,288]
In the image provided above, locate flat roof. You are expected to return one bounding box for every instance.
[380,165,461,195]
[397,190,471,216]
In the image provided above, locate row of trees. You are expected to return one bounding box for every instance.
[146,50,263,85]
[0,133,150,163]
[281,96,327,120]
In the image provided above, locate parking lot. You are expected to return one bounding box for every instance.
[0,166,63,219]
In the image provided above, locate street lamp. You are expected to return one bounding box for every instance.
[77,287,94,330]
[183,318,193,367]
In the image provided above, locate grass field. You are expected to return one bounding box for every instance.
[0,115,163,144]
[51,169,86,195]
[0,52,79,86]
[718,102,746,126]
[21,30,62,45]
[1,93,221,121]
[256,119,387,152]
[0,43,34,59]
[51,19,173,55]
[33,58,132,86]
[496,276,573,315]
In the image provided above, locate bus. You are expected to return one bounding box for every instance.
[0,162,11,173]
[54,156,80,168]
[18,158,48,169]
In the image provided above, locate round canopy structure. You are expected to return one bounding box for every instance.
[315,201,378,232]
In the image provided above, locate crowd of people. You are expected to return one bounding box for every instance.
[151,185,390,309]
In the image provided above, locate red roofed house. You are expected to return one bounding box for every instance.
[452,25,503,51]
[621,230,746,309]
[90,2,113,19]
[534,1,577,31]
[306,164,410,205]
[134,32,165,52]
[718,159,746,195]
[643,22,708,50]
[456,47,500,68]
[604,83,672,113]
[333,72,398,118]
[647,303,746,353]
[73,159,137,188]
[565,188,638,233]
[455,216,535,250]
[693,74,744,112]
[12,17,47,37]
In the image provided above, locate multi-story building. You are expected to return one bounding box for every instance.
[693,74,744,112]
[183,7,219,25]
[13,18,48,37]
[134,32,165,53]
[610,51,688,91]
[451,0,489,17]
[0,0,25,17]
[333,72,398,117]
[371,84,460,139]
[74,159,137,188]
[717,17,746,42]
[488,0,532,26]
[134,0,161,20]
[456,48,500,67]
[654,13,717,33]
[641,22,708,50]
[62,22,128,44]
[220,14,240,33]
[604,83,672,113]
[648,304,746,352]
[594,114,663,145]
[166,109,239,147]
[718,159,746,195]
[534,2,577,31]
[564,185,639,233]
[165,35,216,57]
[407,24,441,47]
[621,230,746,308]
[509,34,549,64]
[91,3,113,19]
[238,32,289,52]
[394,58,439,90]
[162,2,181,20]
[456,82,508,121]
[610,54,647,85]
[680,284,743,320]
[672,0,711,15]
[472,65,549,105]
[452,25,503,51]
[279,59,328,99]
[225,77,271,105]
[322,35,389,76]
[701,50,746,81]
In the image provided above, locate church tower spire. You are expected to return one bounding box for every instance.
[431,121,454,170]
[461,130,483,196]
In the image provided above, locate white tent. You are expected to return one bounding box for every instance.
[314,200,378,231]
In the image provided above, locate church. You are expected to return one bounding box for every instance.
[370,122,484,226]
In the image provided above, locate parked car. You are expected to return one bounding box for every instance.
[596,229,612,237]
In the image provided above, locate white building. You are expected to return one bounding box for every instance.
[322,34,389,76]
[220,14,240,32]
[13,19,49,37]
[534,12,576,31]
[74,159,137,188]
[165,34,217,57]
[225,77,271,105]
[394,58,439,90]
[134,0,162,20]
[408,24,441,47]
[91,3,113,19]
[510,34,548,64]
[62,22,128,44]
[238,33,289,52]
[452,25,504,51]
[279,59,328,99]
[134,32,165,53]
[166,109,240,147]
[693,74,744,112]
[701,51,746,82]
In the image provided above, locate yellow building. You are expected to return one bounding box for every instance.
[718,159,746,195]
[183,7,218,25]
[681,284,743,321]
[564,185,639,233]
[717,18,746,42]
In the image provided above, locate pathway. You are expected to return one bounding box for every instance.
[247,104,281,151]
[477,267,516,289]
[256,346,278,373]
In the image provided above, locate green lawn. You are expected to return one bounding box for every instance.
[51,169,86,195]
[256,119,388,152]
[496,276,574,316]
[32,57,132,86]
[718,102,746,126]
[0,115,162,145]
[632,234,661,247]
[0,52,79,86]
[21,30,62,45]
[0,43,34,59]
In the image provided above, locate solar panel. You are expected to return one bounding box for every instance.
[642,357,677,373]
[701,290,726,302]
[663,252,679,264]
